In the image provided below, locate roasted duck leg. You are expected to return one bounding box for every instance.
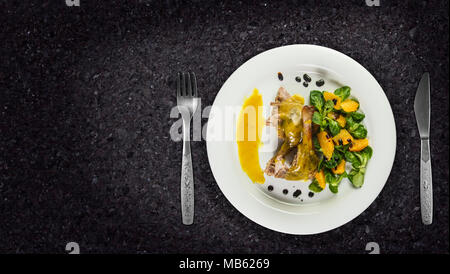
[264,87,305,178]
[264,86,318,181]
[264,140,291,178]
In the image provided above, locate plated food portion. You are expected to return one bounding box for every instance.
[264,87,318,181]
[208,45,396,234]
[237,79,372,195]
[304,86,372,193]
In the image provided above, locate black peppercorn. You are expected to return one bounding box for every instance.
[316,79,325,87]
[277,72,283,81]
[303,74,311,82]
[293,189,302,198]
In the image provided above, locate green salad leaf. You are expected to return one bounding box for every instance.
[322,150,343,169]
[322,169,348,194]
[349,169,365,188]
[351,124,368,139]
[330,172,348,193]
[346,116,368,139]
[335,144,350,153]
[310,90,324,113]
[346,116,357,130]
[351,112,365,123]
[309,179,324,193]
[323,100,335,116]
[345,150,361,168]
[334,86,351,101]
[347,146,373,188]
[326,117,341,136]
[354,146,373,166]
[312,111,323,126]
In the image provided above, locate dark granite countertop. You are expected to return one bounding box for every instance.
[0,0,448,254]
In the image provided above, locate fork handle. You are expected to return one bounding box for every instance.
[420,138,432,225]
[181,118,194,225]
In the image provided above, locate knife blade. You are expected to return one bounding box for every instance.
[414,73,430,138]
[414,72,433,225]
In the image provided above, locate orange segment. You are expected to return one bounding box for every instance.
[349,138,369,152]
[317,131,334,159]
[323,91,342,110]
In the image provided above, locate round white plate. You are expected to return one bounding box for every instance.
[206,44,396,235]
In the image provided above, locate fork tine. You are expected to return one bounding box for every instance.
[186,72,192,96]
[191,72,198,97]
[181,72,186,96]
[177,72,181,97]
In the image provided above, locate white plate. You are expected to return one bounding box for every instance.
[206,45,396,235]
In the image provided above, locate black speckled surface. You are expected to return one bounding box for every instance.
[0,0,448,254]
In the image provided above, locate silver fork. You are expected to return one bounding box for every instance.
[176,72,199,225]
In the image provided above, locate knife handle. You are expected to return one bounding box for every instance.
[420,138,433,225]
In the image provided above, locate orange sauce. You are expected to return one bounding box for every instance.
[236,89,265,183]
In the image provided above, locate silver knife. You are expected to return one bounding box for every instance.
[414,72,433,225]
